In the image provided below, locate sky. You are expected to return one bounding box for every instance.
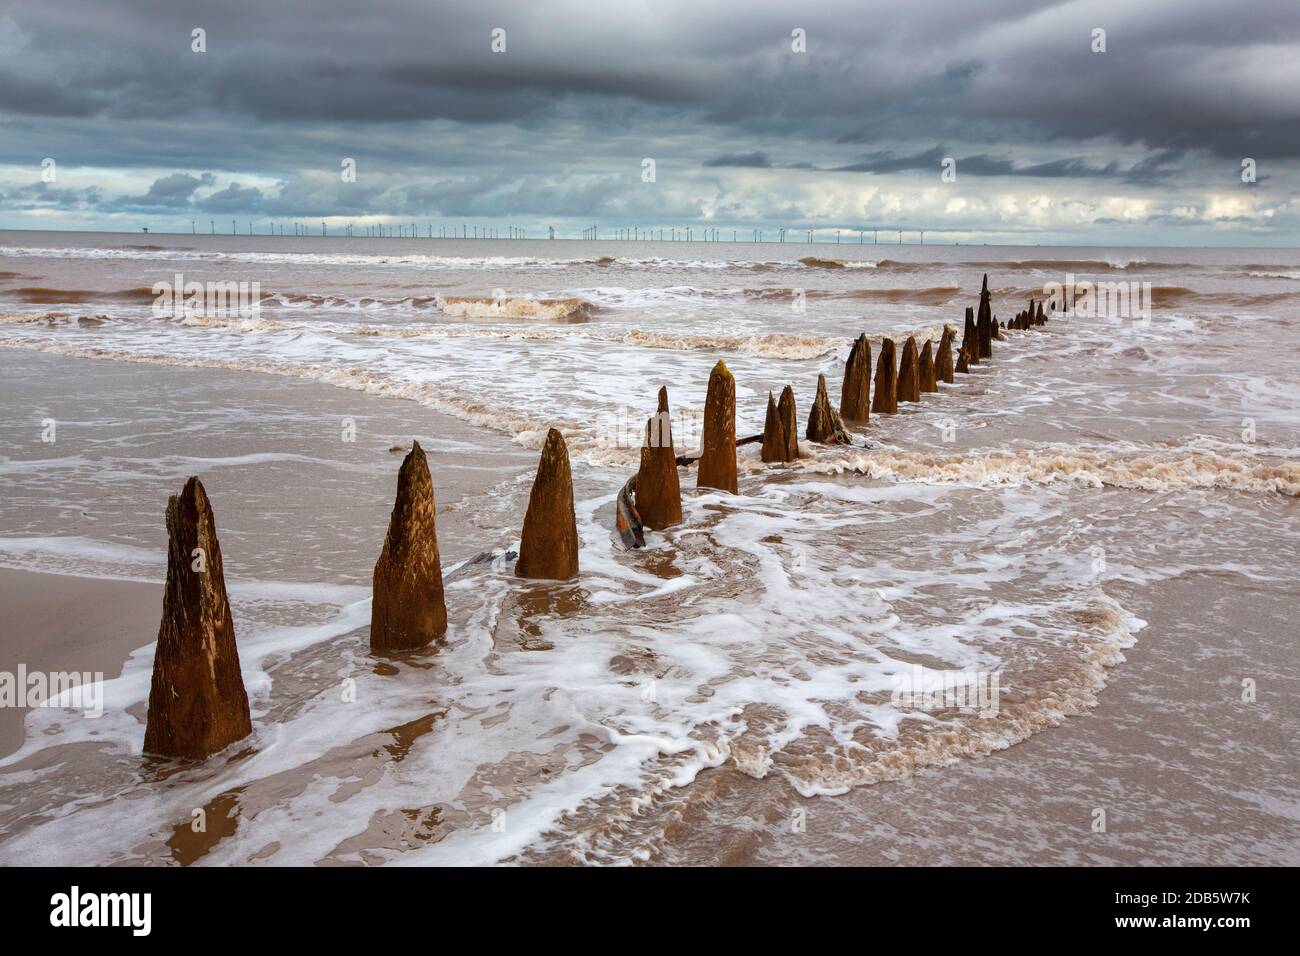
[1,0,1297,245]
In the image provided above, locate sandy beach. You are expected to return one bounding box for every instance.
[1,234,1297,866]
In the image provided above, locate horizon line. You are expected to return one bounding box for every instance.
[1,226,1297,251]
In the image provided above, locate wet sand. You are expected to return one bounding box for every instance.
[0,568,159,755]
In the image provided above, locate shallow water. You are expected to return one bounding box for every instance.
[0,232,1296,865]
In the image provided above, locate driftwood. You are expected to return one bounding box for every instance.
[612,408,875,547]
[616,475,647,549]
[674,432,763,466]
[614,434,761,550]
[444,549,517,581]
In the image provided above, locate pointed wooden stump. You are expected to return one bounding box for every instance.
[761,391,788,463]
[635,387,683,530]
[516,428,580,580]
[697,360,738,493]
[371,441,448,651]
[806,373,838,443]
[778,385,799,461]
[919,340,938,392]
[872,338,898,413]
[144,477,252,759]
[839,332,871,423]
[897,336,921,403]
[937,327,955,383]
[962,306,980,366]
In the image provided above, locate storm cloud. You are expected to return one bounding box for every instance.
[0,0,1296,242]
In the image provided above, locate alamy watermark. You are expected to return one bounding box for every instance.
[1043,274,1151,324]
[50,886,150,936]
[152,273,262,320]
[889,664,1001,718]
[0,665,104,718]
[596,406,701,451]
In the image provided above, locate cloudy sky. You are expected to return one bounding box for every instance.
[1,0,1297,244]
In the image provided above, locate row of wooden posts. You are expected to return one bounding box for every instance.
[140,275,1053,759]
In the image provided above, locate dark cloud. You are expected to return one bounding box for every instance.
[0,0,1295,238]
[4,0,1296,154]
[118,172,216,209]
[1122,149,1185,185]
[1,180,103,208]
[703,152,772,168]
[1018,159,1120,179]
[197,182,264,212]
[829,148,1154,181]
[833,146,951,174]
[0,68,107,117]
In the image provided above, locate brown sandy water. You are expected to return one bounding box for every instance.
[0,233,1297,866]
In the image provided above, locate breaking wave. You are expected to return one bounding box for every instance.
[743,285,961,305]
[806,447,1300,497]
[1245,271,1300,281]
[964,258,1189,272]
[0,245,630,271]
[436,295,597,322]
[798,256,878,270]
[1149,286,1300,308]
[622,328,840,359]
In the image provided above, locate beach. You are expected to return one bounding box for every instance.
[0,231,1297,865]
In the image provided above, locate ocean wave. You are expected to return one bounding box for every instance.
[276,291,440,310]
[0,329,815,470]
[351,323,577,343]
[0,244,904,274]
[437,295,596,322]
[622,328,840,359]
[847,285,961,304]
[992,283,1300,310]
[798,256,878,270]
[2,285,450,312]
[1149,286,1300,308]
[965,258,1190,272]
[606,256,765,270]
[1245,270,1300,281]
[619,321,952,359]
[11,286,159,305]
[2,307,956,363]
[176,314,298,333]
[744,285,962,305]
[0,245,866,274]
[0,245,628,271]
[348,320,840,360]
[806,447,1300,497]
